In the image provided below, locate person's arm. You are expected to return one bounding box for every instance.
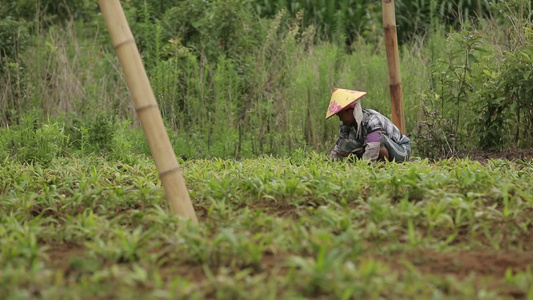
[362,130,382,162]
[328,142,350,160]
[328,126,350,160]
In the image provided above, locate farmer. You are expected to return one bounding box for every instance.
[326,88,411,162]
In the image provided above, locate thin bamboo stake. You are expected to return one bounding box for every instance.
[382,0,406,133]
[98,0,198,223]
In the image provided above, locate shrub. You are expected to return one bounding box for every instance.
[472,28,533,149]
[109,120,142,164]
[2,112,67,165]
[0,0,97,24]
[66,113,117,154]
[0,17,30,74]
[413,98,457,159]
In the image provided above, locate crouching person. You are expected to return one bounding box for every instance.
[326,88,411,162]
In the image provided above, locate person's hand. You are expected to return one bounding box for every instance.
[328,147,349,160]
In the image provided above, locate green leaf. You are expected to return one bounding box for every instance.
[468,54,478,64]
[524,71,532,80]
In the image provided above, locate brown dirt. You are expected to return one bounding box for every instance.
[41,180,533,298]
[193,204,209,222]
[45,242,533,280]
[44,240,532,299]
[375,249,533,278]
[247,200,305,219]
[369,248,533,299]
[432,222,533,252]
[459,148,533,162]
[45,242,86,271]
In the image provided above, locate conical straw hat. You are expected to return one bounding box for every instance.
[325,88,367,120]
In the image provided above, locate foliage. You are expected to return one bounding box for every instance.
[1,151,533,298]
[470,2,533,150]
[0,111,67,165]
[0,0,513,48]
[66,113,118,154]
[252,0,382,45]
[414,1,533,155]
[2,2,533,298]
[472,40,533,149]
[0,17,30,124]
[413,102,457,159]
[1,0,533,158]
[419,30,485,155]
[127,0,265,65]
[251,0,502,45]
[0,113,151,165]
[0,0,97,24]
[0,17,30,64]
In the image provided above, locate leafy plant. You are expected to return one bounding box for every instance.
[0,17,30,72]
[67,113,117,153]
[473,27,533,149]
[2,112,67,165]
[1,149,533,298]
[413,97,457,158]
[0,0,97,24]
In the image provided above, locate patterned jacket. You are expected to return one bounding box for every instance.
[329,108,406,159]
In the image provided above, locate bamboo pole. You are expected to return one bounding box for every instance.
[382,0,406,133]
[98,0,198,223]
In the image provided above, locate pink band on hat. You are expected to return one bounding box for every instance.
[328,102,356,115]
[328,102,342,114]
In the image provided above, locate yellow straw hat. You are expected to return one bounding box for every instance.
[325,88,367,120]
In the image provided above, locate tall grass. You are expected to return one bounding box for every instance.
[1,1,531,158]
[0,20,133,126]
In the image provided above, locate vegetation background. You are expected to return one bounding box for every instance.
[2,2,533,299]
[1,0,532,161]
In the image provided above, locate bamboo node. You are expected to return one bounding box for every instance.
[113,38,135,50]
[159,166,181,179]
[389,82,403,88]
[135,103,159,113]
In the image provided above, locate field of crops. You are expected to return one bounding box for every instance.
[1,153,533,299]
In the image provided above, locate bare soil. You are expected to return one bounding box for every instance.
[369,248,533,278]
[459,148,533,162]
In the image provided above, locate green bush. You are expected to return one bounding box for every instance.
[430,30,485,152]
[2,0,532,160]
[125,0,265,66]
[413,1,533,154]
[251,0,499,45]
[108,120,144,164]
[0,0,97,24]
[1,112,67,165]
[66,113,117,154]
[253,0,382,45]
[413,99,457,159]
[0,17,30,74]
[472,28,533,149]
